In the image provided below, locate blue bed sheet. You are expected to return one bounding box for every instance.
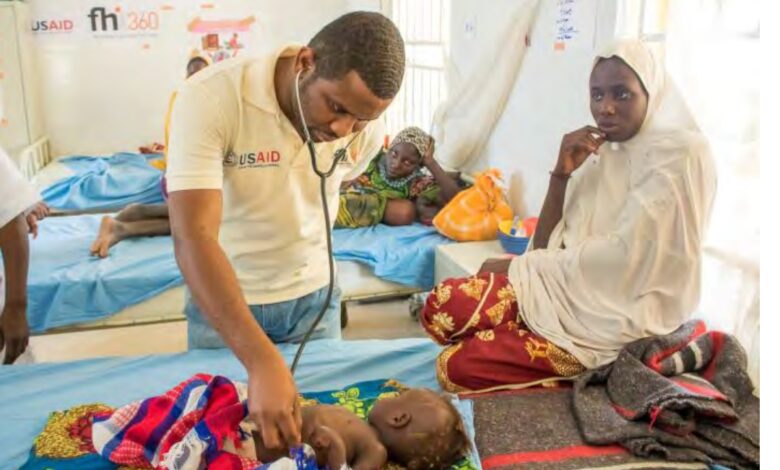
[41,153,164,210]
[333,223,452,289]
[27,214,182,332]
[27,219,448,332]
[0,338,482,470]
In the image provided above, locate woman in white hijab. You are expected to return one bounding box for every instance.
[420,39,716,393]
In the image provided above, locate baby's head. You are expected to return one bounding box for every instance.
[368,388,469,470]
[415,196,441,226]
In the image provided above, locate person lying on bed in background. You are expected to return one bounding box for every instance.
[335,126,462,228]
[0,147,50,364]
[90,374,469,470]
[419,39,716,393]
[88,54,209,258]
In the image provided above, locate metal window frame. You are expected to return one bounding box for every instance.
[381,0,449,135]
[638,0,667,42]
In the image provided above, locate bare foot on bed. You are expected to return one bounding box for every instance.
[90,216,124,258]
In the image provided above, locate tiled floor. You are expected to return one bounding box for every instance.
[24,298,426,363]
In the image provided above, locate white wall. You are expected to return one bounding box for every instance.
[28,0,356,156]
[448,0,617,215]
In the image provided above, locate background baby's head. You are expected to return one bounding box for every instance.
[367,388,469,470]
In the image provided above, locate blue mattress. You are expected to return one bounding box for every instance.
[27,214,182,332]
[41,153,165,210]
[333,223,452,289]
[27,217,448,332]
[0,338,480,470]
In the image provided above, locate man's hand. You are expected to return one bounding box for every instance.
[554,126,606,176]
[478,258,513,275]
[248,353,302,453]
[0,304,29,364]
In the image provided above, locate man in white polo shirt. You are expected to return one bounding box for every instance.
[165,12,405,451]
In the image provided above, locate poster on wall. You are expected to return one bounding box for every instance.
[28,0,261,56]
[187,13,257,64]
[30,0,169,43]
[553,0,596,52]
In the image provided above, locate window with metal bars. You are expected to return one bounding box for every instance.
[616,0,669,58]
[381,0,449,137]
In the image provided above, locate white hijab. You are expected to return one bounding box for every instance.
[508,39,717,369]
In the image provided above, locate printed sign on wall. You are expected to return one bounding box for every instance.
[30,0,169,40]
[553,0,596,52]
[29,0,261,60]
[188,14,256,63]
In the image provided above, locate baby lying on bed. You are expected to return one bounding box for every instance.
[258,388,468,470]
[91,374,468,470]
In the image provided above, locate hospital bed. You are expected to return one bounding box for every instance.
[28,155,449,333]
[36,264,421,333]
[0,338,481,469]
[35,263,419,333]
[0,337,736,470]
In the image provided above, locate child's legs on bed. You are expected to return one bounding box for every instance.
[420,273,585,392]
[90,176,170,256]
[185,284,343,349]
[90,214,171,258]
[115,203,169,221]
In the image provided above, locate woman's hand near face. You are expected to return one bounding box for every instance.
[421,138,461,203]
[555,126,606,176]
[421,137,436,169]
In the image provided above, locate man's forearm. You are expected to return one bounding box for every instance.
[0,215,30,308]
[533,176,568,250]
[174,236,278,370]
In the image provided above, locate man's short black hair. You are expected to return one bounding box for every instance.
[308,11,405,99]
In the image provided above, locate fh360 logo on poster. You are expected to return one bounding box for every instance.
[87,5,160,34]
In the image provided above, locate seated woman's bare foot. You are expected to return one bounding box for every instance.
[90,216,125,258]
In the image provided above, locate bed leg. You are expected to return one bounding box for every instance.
[340,302,348,329]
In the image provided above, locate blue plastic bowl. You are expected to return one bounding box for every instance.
[497,230,530,255]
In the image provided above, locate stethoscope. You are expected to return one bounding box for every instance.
[289,68,359,374]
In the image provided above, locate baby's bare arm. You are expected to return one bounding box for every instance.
[309,425,347,470]
[352,440,387,470]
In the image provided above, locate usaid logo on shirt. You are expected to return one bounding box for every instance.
[224,150,282,169]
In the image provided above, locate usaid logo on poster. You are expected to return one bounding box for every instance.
[31,18,75,33]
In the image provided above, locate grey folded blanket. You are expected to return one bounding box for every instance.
[572,320,759,469]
